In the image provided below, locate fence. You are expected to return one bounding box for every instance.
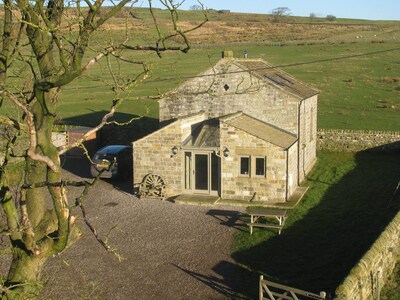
[259,276,327,300]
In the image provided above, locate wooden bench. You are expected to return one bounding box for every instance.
[246,207,287,235]
[247,223,284,235]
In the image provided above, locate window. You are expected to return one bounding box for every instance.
[240,156,250,176]
[255,157,266,177]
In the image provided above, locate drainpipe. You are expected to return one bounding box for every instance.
[285,148,289,202]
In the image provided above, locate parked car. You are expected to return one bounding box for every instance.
[90,145,132,179]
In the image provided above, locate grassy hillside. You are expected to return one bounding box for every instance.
[1,8,399,130]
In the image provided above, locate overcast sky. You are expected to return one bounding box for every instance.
[145,0,400,21]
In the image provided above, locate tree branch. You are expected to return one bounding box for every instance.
[0,90,59,172]
[58,97,121,155]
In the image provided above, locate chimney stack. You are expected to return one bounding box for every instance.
[222,50,234,58]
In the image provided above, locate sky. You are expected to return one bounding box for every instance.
[147,0,400,21]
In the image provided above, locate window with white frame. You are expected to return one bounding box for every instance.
[255,157,266,177]
[239,156,267,177]
[240,156,250,176]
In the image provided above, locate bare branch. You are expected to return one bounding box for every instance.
[58,97,120,155]
[0,90,59,172]
[74,169,124,261]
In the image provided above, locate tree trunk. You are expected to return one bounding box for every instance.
[4,248,47,299]
[3,89,64,299]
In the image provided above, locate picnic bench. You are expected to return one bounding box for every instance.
[246,207,287,235]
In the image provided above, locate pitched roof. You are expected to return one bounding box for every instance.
[182,119,220,148]
[222,112,297,149]
[234,59,318,99]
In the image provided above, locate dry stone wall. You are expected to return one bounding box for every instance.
[318,129,400,152]
[334,210,400,300]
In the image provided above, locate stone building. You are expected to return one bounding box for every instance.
[133,56,318,203]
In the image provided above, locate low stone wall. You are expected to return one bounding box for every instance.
[334,210,400,299]
[317,129,400,152]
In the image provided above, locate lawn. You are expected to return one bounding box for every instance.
[231,151,400,298]
[1,8,399,131]
[36,41,399,132]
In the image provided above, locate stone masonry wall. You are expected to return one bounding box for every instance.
[133,121,183,196]
[298,96,318,183]
[220,121,292,202]
[133,113,207,196]
[287,141,299,197]
[159,59,300,135]
[334,210,400,300]
[318,129,400,152]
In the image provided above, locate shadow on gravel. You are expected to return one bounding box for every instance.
[173,261,256,299]
[206,209,248,232]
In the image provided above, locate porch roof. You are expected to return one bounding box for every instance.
[223,113,297,149]
[182,119,220,148]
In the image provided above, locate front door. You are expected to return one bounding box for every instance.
[184,151,220,195]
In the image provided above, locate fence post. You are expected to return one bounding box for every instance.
[259,275,264,300]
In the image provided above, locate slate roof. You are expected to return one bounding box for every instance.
[222,112,297,149]
[182,119,220,148]
[234,59,318,99]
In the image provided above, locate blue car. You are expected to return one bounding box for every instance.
[90,145,132,179]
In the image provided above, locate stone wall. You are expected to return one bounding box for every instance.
[133,113,207,196]
[159,59,300,135]
[133,120,183,195]
[220,121,296,202]
[318,129,400,152]
[298,95,318,183]
[287,141,299,196]
[334,210,400,300]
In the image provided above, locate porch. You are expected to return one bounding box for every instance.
[174,186,308,209]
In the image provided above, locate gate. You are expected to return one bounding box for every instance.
[259,275,327,300]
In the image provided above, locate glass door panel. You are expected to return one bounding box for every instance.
[211,153,219,192]
[195,154,208,191]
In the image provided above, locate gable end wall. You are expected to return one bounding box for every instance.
[160,61,300,135]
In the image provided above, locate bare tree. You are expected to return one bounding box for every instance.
[326,14,337,21]
[0,0,206,298]
[271,7,291,23]
[190,4,202,10]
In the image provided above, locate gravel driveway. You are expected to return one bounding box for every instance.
[40,158,249,299]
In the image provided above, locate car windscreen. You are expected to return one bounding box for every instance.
[93,153,116,161]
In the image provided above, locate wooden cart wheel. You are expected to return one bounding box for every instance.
[140,173,166,199]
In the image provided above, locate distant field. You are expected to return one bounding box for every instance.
[1,8,399,131]
[54,41,400,131]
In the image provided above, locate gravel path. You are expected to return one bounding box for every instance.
[40,168,248,299]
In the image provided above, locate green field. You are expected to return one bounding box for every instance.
[41,42,400,131]
[231,151,400,298]
[1,9,399,131]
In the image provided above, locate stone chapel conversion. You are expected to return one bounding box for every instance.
[133,56,318,203]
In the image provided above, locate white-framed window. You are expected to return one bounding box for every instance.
[255,157,266,177]
[239,156,267,178]
[240,156,250,176]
